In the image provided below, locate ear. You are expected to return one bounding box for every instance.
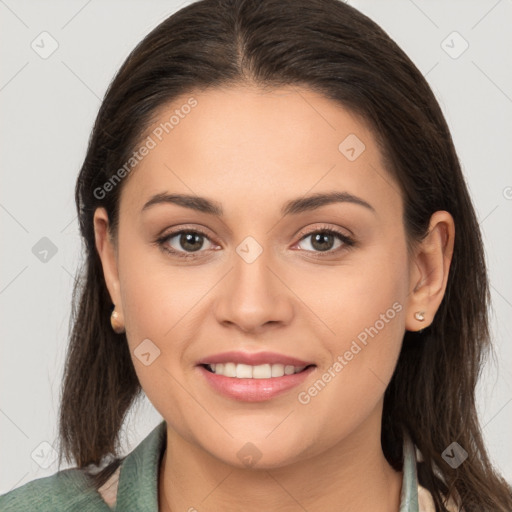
[93,207,124,323]
[405,210,455,332]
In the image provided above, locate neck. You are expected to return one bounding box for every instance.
[158,409,402,512]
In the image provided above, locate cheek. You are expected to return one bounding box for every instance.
[118,236,204,339]
[292,289,405,457]
[117,242,220,396]
[116,253,201,425]
[294,239,408,431]
[291,233,408,353]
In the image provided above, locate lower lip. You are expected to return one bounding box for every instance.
[197,365,316,402]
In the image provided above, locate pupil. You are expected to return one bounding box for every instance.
[312,233,333,252]
[181,233,203,252]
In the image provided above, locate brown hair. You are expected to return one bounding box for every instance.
[57,0,512,509]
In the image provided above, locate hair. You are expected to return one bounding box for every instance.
[56,0,512,509]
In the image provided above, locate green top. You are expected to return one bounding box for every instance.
[0,421,422,511]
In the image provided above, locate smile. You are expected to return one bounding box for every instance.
[197,364,316,402]
[203,362,311,378]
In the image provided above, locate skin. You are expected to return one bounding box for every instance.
[94,85,455,512]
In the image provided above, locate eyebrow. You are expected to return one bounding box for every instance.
[141,191,376,217]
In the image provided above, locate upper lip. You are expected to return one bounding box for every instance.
[196,351,315,367]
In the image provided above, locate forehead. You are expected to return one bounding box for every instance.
[119,85,400,220]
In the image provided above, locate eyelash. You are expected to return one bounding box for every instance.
[154,224,355,260]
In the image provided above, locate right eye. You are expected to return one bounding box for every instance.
[156,228,217,259]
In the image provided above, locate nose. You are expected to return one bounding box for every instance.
[213,246,294,334]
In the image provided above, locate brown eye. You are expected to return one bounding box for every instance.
[174,232,205,252]
[305,232,337,252]
[296,226,355,255]
[157,229,215,258]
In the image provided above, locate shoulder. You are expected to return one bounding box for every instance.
[0,467,111,512]
[0,421,167,512]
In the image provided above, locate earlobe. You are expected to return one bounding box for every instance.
[405,211,455,332]
[93,207,124,322]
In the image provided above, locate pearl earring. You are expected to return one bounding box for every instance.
[110,306,126,334]
[414,311,426,322]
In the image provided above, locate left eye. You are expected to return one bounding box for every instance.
[295,229,354,253]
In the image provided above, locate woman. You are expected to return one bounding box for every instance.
[1,0,510,510]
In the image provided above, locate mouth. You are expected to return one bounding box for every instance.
[195,351,317,401]
[196,355,317,402]
[200,362,315,379]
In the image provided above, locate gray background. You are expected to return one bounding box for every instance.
[1,0,511,493]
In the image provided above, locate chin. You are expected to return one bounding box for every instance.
[200,435,311,471]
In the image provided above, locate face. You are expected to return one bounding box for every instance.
[95,85,419,468]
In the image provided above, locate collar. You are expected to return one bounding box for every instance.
[400,433,420,511]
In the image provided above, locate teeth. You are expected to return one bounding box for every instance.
[206,363,307,378]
